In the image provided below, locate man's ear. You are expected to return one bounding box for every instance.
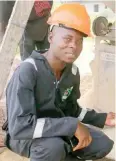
[48,31,53,44]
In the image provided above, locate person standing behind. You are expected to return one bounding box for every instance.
[0,0,53,60]
[20,0,53,60]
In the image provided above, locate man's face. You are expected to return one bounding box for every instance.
[48,26,84,63]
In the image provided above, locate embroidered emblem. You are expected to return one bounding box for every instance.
[62,86,73,101]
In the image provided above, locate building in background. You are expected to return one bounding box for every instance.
[60,1,105,14]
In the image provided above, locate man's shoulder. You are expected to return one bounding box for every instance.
[71,63,79,76]
[18,58,38,80]
[21,57,38,72]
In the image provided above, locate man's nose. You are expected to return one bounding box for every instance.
[69,41,77,50]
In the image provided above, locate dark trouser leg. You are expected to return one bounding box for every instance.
[19,31,35,61]
[8,137,32,158]
[40,31,50,50]
[8,137,66,161]
[30,137,66,161]
[68,125,114,160]
[8,126,114,161]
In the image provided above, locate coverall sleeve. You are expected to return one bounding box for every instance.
[8,62,78,140]
[71,67,107,128]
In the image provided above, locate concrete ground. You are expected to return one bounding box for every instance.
[0,38,115,161]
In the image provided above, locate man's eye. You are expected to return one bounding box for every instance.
[64,37,71,42]
[76,39,83,44]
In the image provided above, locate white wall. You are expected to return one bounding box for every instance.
[60,1,105,14]
[82,2,105,14]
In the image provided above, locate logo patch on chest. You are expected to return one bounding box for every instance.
[62,86,73,101]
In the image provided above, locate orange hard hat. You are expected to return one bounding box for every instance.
[47,3,91,37]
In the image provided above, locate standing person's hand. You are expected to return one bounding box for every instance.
[73,122,92,151]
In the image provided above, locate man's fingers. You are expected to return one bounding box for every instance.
[73,137,92,151]
[87,137,92,147]
[111,114,115,118]
[89,136,92,144]
[73,141,83,151]
[84,137,92,148]
[110,119,116,125]
[110,112,115,118]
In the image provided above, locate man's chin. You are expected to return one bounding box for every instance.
[64,59,75,64]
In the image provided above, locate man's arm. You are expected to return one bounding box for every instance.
[7,62,79,140]
[71,67,107,128]
[78,108,107,128]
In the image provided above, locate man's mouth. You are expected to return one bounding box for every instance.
[67,53,76,57]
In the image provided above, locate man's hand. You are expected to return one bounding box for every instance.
[105,112,116,126]
[73,122,92,151]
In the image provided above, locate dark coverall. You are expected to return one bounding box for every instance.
[5,51,114,161]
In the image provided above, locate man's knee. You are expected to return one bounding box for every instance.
[88,126,114,159]
[75,127,114,160]
[95,136,114,159]
[30,137,66,161]
[89,132,114,160]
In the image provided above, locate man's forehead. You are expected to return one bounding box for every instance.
[52,26,83,38]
